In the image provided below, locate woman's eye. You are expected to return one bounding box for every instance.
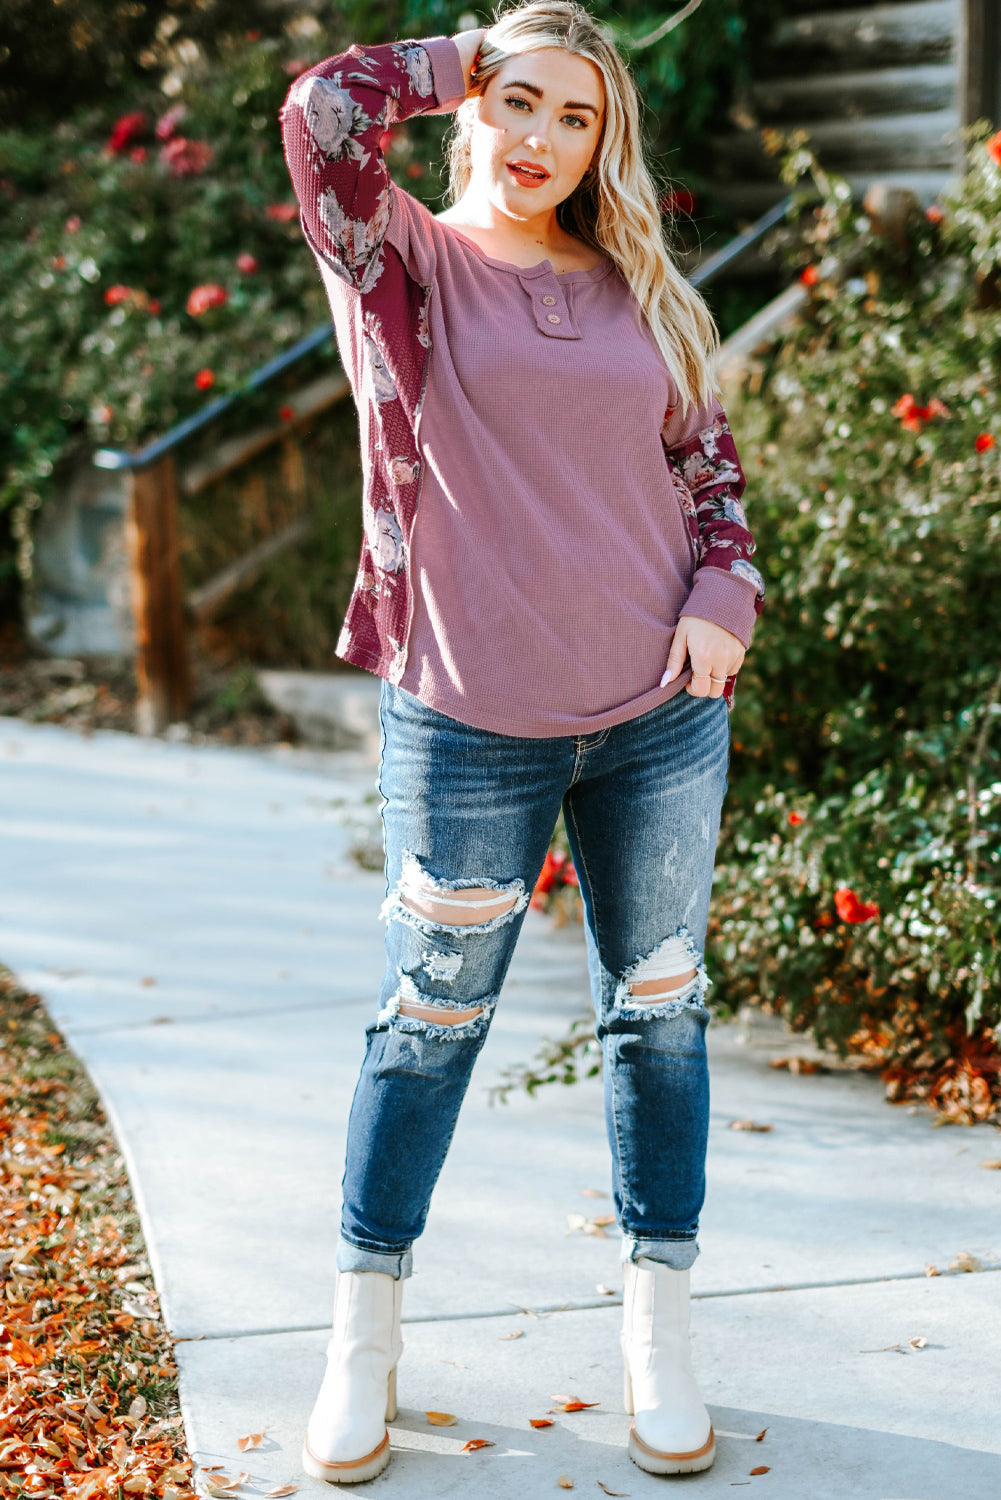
[563,114,587,129]
[504,95,531,111]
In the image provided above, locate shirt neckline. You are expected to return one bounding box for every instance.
[437,220,614,282]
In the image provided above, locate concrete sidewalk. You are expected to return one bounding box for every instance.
[1,714,999,1498]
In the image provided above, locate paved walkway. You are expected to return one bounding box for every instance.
[1,715,999,1497]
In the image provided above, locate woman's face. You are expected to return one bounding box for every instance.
[468,46,605,219]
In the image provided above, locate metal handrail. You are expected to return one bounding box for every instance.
[92,194,794,475]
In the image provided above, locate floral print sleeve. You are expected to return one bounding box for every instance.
[661,394,765,652]
[280,39,464,292]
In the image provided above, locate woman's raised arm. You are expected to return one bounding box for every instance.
[279,32,481,292]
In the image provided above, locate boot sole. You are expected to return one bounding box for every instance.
[302,1430,391,1484]
[628,1423,716,1475]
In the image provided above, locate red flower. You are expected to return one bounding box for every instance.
[129,146,148,164]
[987,131,1001,168]
[266,202,297,222]
[186,283,228,317]
[161,138,214,177]
[194,368,215,390]
[834,887,880,924]
[246,29,261,41]
[236,252,259,274]
[405,163,425,180]
[800,264,819,288]
[975,432,995,453]
[104,285,134,306]
[788,811,804,827]
[891,393,947,431]
[51,254,66,271]
[148,299,161,315]
[660,188,696,216]
[814,911,835,929]
[283,58,310,78]
[278,404,295,422]
[925,205,945,225]
[155,105,186,141]
[65,215,82,234]
[108,112,147,153]
[530,850,578,908]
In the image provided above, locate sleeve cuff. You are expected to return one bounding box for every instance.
[421,35,467,111]
[678,567,760,650]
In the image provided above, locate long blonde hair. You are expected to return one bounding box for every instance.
[445,0,718,414]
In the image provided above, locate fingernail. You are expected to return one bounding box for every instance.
[660,669,674,687]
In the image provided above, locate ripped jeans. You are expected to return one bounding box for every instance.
[337,681,730,1279]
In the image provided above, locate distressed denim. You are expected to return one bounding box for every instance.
[337,681,730,1280]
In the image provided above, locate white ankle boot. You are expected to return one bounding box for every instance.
[302,1269,403,1484]
[621,1257,716,1475]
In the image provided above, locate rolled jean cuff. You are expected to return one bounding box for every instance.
[621,1234,699,1272]
[336,1235,413,1280]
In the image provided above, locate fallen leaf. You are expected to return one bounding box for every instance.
[580,1188,608,1198]
[129,1396,148,1420]
[530,1418,555,1428]
[595,1284,616,1296]
[426,1411,458,1427]
[566,1213,614,1238]
[949,1251,983,1273]
[200,1466,226,1473]
[265,1487,299,1497]
[590,1214,615,1227]
[755,1428,767,1441]
[440,1358,467,1367]
[980,1159,1001,1170]
[768,1056,826,1074]
[140,976,157,987]
[925,1263,939,1277]
[237,1429,266,1450]
[596,1483,628,1496]
[909,1336,928,1349]
[860,1342,903,1353]
[750,1466,770,1475]
[558,1478,574,1490]
[461,1439,495,1452]
[500,1329,524,1340]
[551,1399,601,1413]
[728,1119,773,1132]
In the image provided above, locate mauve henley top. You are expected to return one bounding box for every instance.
[389,190,756,736]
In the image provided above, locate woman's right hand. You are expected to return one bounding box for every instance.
[450,27,488,95]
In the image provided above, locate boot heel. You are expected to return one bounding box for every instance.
[622,1364,634,1416]
[385,1365,398,1423]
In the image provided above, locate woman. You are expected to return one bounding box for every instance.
[280,0,764,1482]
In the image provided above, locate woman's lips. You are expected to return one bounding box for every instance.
[506,161,550,188]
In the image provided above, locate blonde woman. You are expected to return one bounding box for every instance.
[280,0,764,1482]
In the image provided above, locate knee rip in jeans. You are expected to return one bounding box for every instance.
[380,850,527,937]
[612,928,711,1021]
[377,974,496,1039]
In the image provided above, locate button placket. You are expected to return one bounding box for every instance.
[519,271,582,339]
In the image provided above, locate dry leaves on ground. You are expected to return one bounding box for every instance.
[949,1251,984,1273]
[750,1465,770,1475]
[550,1396,600,1413]
[981,1159,1001,1170]
[566,1213,616,1238]
[596,1483,628,1496]
[755,1428,768,1441]
[530,1418,554,1429]
[0,972,197,1498]
[557,1479,574,1490]
[460,1439,495,1452]
[425,1411,458,1427]
[728,1120,773,1133]
[500,1329,524,1340]
[768,1057,828,1075]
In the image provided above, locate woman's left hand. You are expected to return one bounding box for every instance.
[660,617,746,699]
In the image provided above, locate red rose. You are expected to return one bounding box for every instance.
[147,299,161,315]
[661,188,696,216]
[194,368,215,390]
[788,811,804,827]
[799,264,819,288]
[236,252,259,274]
[987,131,1001,168]
[104,285,134,306]
[975,432,995,453]
[834,887,880,924]
[129,146,148,163]
[108,112,147,153]
[161,138,214,177]
[186,283,228,317]
[925,205,945,224]
[266,202,297,222]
